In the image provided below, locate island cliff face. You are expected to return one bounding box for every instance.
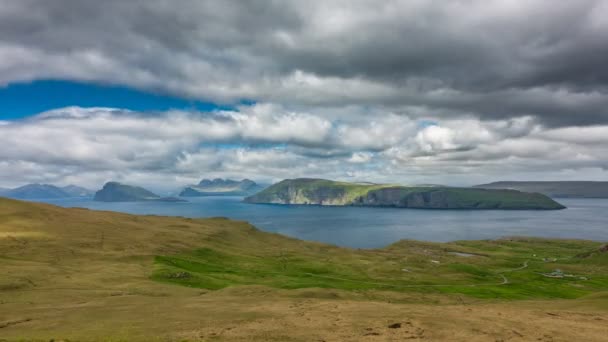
[244,179,566,210]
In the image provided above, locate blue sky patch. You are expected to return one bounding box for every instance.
[0,80,228,119]
[417,120,438,128]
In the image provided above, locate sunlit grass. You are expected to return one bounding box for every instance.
[154,237,608,299]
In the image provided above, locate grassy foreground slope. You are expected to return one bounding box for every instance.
[244,178,566,209]
[1,197,607,341]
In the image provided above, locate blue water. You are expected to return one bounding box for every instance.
[38,197,607,248]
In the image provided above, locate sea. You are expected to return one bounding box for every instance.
[32,196,608,248]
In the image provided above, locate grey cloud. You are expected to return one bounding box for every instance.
[1,1,608,125]
[2,1,608,188]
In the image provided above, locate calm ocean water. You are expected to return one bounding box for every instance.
[38,196,607,248]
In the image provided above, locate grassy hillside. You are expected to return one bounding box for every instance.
[154,237,608,299]
[1,198,606,341]
[245,178,566,209]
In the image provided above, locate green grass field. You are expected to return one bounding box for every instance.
[153,234,608,300]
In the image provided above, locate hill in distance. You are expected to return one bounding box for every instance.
[475,181,608,198]
[0,183,94,199]
[61,184,95,197]
[245,178,566,210]
[94,182,186,202]
[180,178,264,196]
[0,197,606,340]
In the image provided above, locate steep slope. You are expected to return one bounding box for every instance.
[180,178,263,196]
[244,178,388,205]
[245,178,566,210]
[475,181,608,198]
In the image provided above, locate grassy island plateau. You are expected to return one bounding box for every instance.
[245,178,566,210]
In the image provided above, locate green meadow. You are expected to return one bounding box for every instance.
[154,234,608,300]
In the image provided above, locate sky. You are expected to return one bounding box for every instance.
[1,0,607,193]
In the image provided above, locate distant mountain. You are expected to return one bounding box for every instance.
[61,185,94,197]
[0,184,94,199]
[180,178,264,196]
[245,178,566,210]
[474,181,608,198]
[94,182,186,202]
[3,184,72,199]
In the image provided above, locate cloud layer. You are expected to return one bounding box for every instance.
[1,1,608,126]
[1,1,607,189]
[1,105,606,192]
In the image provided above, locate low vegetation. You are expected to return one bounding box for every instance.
[154,234,608,300]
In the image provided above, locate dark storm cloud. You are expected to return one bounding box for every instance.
[280,2,608,90]
[1,0,607,127]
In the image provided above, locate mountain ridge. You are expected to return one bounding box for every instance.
[0,183,94,199]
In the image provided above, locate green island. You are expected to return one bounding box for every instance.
[0,197,606,341]
[245,178,566,210]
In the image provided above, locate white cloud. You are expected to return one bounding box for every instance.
[348,152,373,163]
[1,105,607,191]
[222,103,333,146]
[415,125,458,153]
